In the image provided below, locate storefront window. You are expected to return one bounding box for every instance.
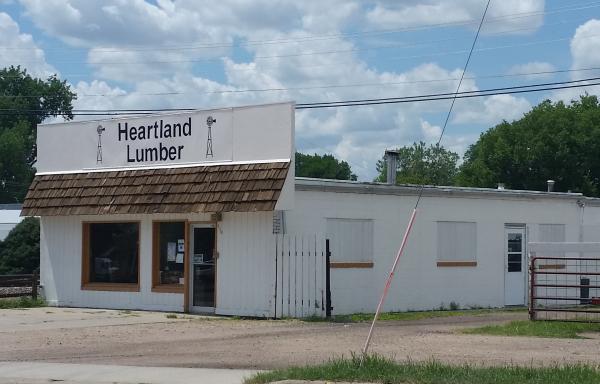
[84,222,139,286]
[153,222,185,290]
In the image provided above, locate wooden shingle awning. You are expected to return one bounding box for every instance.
[22,162,290,216]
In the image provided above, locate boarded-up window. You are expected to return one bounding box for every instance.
[538,224,565,242]
[437,221,477,261]
[326,219,373,262]
[539,224,566,257]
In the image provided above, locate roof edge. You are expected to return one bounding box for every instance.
[36,158,291,176]
[294,177,594,201]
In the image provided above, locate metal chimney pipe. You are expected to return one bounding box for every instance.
[385,150,399,185]
[547,180,555,192]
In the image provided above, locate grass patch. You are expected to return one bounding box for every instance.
[165,313,178,319]
[0,297,45,309]
[463,320,600,339]
[245,354,600,384]
[304,307,526,323]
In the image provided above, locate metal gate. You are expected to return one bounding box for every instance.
[529,242,600,322]
[274,234,331,318]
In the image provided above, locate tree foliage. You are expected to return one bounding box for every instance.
[457,95,600,196]
[295,152,357,181]
[375,141,459,185]
[0,217,40,274]
[0,66,76,203]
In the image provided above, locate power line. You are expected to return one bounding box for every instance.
[11,31,599,67]
[1,1,597,54]
[2,65,600,99]
[0,77,598,116]
[361,0,492,357]
[296,76,600,107]
[296,81,600,109]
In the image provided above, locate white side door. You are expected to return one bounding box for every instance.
[504,226,526,306]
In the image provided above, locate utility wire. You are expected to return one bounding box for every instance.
[296,76,600,107]
[11,31,600,67]
[3,66,600,99]
[361,0,491,357]
[1,76,598,116]
[1,1,597,53]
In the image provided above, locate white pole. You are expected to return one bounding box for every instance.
[362,208,418,355]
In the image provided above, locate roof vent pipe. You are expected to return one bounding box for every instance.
[385,150,399,185]
[547,179,555,192]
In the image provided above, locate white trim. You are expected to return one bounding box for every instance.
[35,158,291,176]
[38,101,296,126]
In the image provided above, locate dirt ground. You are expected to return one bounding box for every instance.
[1,308,600,369]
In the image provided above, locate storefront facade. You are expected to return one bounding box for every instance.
[24,102,295,315]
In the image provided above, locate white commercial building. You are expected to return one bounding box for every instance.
[22,102,600,317]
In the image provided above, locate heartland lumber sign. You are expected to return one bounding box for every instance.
[36,102,294,174]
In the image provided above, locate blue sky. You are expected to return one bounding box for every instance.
[1,0,599,180]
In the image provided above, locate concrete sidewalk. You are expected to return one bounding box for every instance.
[0,362,260,384]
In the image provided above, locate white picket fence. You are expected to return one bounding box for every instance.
[274,234,328,318]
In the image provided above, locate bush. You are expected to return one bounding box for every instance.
[0,217,40,274]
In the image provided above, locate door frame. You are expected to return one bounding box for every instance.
[504,224,527,306]
[187,222,217,314]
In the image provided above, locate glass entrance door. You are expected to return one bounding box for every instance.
[189,225,216,312]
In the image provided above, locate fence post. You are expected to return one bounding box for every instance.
[325,239,332,318]
[529,255,535,321]
[31,270,38,300]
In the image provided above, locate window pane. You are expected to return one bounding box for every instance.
[89,223,139,284]
[508,262,522,272]
[157,222,185,285]
[507,233,522,252]
[508,254,521,263]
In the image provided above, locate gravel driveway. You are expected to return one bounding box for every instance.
[1,308,599,369]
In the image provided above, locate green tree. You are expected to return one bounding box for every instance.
[375,141,459,185]
[295,152,357,180]
[0,217,40,274]
[0,66,76,202]
[457,95,600,196]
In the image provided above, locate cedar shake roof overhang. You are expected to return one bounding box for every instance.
[21,161,290,216]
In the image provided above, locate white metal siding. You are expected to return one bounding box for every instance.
[216,211,275,317]
[286,188,584,314]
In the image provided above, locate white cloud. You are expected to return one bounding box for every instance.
[365,0,545,35]
[14,1,547,180]
[420,119,441,142]
[507,61,556,80]
[571,19,600,70]
[552,19,600,103]
[453,94,531,125]
[0,12,56,78]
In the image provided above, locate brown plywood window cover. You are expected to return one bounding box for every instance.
[330,261,374,269]
[437,261,478,267]
[21,162,289,216]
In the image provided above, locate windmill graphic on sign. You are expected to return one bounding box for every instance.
[206,116,216,158]
[96,124,105,163]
